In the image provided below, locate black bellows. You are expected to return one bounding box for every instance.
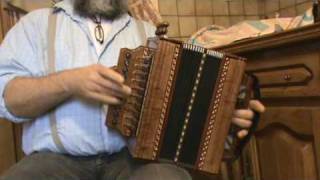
[160,47,222,166]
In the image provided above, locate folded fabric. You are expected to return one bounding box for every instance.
[128,0,162,25]
[189,8,314,48]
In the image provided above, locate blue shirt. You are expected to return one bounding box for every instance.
[0,0,155,156]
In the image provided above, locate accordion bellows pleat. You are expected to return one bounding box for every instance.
[106,38,247,174]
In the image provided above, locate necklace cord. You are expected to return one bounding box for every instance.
[93,15,105,44]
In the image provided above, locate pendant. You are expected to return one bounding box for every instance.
[95,24,104,44]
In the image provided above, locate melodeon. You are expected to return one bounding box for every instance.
[106,27,255,174]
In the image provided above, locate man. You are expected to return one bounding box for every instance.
[0,0,265,179]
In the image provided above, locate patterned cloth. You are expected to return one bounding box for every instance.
[189,8,314,48]
[128,0,162,25]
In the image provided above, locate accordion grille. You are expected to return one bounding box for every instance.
[159,44,224,165]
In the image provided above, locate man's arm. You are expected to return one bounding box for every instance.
[4,64,131,119]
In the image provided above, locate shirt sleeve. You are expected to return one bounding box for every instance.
[131,19,156,46]
[142,21,156,38]
[0,10,46,123]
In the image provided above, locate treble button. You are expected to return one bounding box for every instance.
[132,78,146,87]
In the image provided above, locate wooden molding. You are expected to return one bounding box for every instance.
[215,23,320,54]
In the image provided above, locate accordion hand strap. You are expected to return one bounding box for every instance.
[234,75,261,159]
[223,74,261,161]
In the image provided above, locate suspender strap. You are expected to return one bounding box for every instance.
[136,20,147,45]
[48,11,67,153]
[47,15,146,153]
[48,12,57,73]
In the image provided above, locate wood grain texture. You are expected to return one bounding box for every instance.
[133,40,180,160]
[312,109,320,180]
[258,107,313,135]
[200,57,246,173]
[107,47,154,137]
[108,40,181,160]
[13,124,24,161]
[0,119,16,175]
[247,137,261,180]
[246,48,320,99]
[251,65,312,88]
[0,1,4,42]
[217,23,320,180]
[216,23,320,54]
[107,38,247,175]
[0,3,26,175]
[257,127,316,179]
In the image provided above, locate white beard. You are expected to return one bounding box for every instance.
[74,0,128,20]
[88,0,114,14]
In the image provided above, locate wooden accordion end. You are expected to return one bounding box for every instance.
[106,34,248,174]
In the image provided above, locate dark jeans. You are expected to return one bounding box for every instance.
[0,149,192,180]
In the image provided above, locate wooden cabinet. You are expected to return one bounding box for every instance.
[0,1,25,39]
[0,119,16,175]
[217,23,320,180]
[0,2,25,175]
[0,2,14,175]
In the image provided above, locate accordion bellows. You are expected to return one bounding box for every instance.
[107,38,246,174]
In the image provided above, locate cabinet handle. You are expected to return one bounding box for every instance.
[283,74,292,81]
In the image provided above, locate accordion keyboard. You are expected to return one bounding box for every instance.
[107,47,155,137]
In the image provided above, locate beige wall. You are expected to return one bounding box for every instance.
[263,0,312,18]
[158,0,263,41]
[156,0,313,41]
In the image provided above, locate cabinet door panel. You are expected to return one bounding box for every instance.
[254,107,318,180]
[257,128,316,180]
[0,2,25,173]
[247,51,320,99]
[0,119,16,175]
[257,107,313,135]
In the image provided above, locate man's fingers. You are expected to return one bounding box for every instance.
[237,130,248,139]
[95,84,127,99]
[110,66,117,71]
[234,109,254,120]
[97,65,125,84]
[95,75,131,96]
[232,101,264,139]
[121,85,132,96]
[88,92,122,105]
[232,117,252,128]
[249,100,265,113]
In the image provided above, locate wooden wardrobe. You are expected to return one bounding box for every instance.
[0,1,26,175]
[217,23,320,180]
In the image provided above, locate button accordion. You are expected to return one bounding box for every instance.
[106,24,255,175]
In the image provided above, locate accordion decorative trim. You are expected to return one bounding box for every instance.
[106,38,248,174]
[174,51,207,163]
[152,45,180,159]
[198,57,231,169]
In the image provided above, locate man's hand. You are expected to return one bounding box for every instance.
[4,64,131,118]
[59,64,131,105]
[232,100,265,139]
